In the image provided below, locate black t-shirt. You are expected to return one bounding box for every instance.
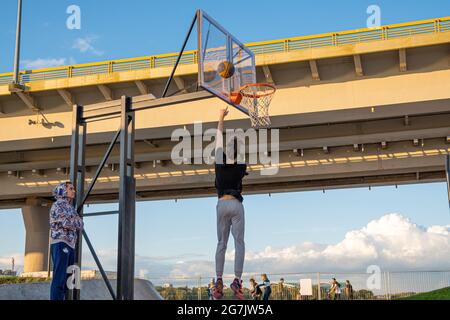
[215,163,247,202]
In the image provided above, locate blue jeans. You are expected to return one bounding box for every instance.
[262,287,271,300]
[50,242,75,300]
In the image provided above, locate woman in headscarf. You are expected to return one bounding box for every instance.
[49,181,84,300]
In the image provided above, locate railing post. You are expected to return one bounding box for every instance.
[381,27,388,40]
[198,276,202,300]
[387,272,391,300]
[317,272,321,300]
[284,40,290,52]
[383,271,388,300]
[435,19,441,33]
[150,56,155,69]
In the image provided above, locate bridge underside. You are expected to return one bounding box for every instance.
[0,32,449,208]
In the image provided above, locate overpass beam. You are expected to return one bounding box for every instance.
[399,48,408,72]
[58,89,75,107]
[134,80,149,95]
[16,92,39,111]
[353,54,364,76]
[21,198,50,273]
[309,60,320,81]
[262,65,275,84]
[174,77,188,93]
[98,84,113,101]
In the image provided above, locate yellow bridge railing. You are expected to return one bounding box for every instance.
[0,16,448,86]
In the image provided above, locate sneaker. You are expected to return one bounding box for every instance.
[230,278,245,300]
[213,278,224,300]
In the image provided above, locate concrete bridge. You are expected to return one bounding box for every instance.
[1,16,449,273]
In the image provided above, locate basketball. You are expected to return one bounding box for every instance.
[217,61,235,79]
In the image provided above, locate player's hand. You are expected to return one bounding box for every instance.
[219,107,229,119]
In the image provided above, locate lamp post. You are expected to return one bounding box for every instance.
[10,0,25,92]
[13,0,23,84]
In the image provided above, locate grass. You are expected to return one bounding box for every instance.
[0,276,50,285]
[399,287,450,300]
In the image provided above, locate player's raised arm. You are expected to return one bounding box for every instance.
[215,107,229,159]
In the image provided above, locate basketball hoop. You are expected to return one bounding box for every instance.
[239,83,276,128]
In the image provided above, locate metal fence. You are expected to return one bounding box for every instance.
[0,16,449,86]
[150,270,450,300]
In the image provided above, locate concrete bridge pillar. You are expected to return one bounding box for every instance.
[21,198,51,273]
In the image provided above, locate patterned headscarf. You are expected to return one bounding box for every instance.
[53,182,69,199]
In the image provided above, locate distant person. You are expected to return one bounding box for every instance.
[249,278,262,300]
[49,182,83,300]
[328,278,342,300]
[335,279,342,300]
[344,280,354,300]
[207,278,215,300]
[279,277,285,300]
[212,107,248,300]
[260,274,272,300]
[328,278,337,300]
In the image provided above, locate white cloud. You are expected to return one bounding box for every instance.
[72,36,104,56]
[77,214,450,284]
[5,214,450,287]
[22,58,75,69]
[238,214,450,273]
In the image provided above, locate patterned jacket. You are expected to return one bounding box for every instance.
[49,182,84,249]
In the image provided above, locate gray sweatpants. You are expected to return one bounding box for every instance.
[215,199,245,279]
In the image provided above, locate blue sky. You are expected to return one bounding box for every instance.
[1,0,450,72]
[1,0,450,280]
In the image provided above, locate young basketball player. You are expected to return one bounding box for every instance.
[213,107,248,300]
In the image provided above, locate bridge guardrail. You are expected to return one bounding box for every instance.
[0,16,449,86]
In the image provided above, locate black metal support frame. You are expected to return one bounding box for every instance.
[67,11,209,301]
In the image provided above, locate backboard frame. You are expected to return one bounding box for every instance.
[197,10,256,115]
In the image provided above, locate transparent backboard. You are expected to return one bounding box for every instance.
[198,10,256,115]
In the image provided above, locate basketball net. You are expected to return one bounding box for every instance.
[239,83,276,128]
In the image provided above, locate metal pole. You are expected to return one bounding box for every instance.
[387,272,391,300]
[198,276,201,300]
[47,229,51,278]
[384,272,388,300]
[161,12,198,98]
[74,120,86,300]
[68,104,86,300]
[68,104,81,300]
[446,154,450,209]
[12,0,22,84]
[82,230,116,300]
[117,96,136,300]
[317,272,321,300]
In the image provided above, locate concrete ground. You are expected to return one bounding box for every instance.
[0,279,163,300]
